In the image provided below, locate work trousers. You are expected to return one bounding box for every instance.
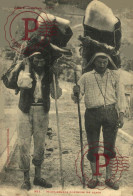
[17,106,49,171]
[85,104,118,162]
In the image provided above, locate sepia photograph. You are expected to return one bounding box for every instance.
[0,0,133,195]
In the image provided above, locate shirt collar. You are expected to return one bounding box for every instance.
[33,70,44,80]
[91,68,110,75]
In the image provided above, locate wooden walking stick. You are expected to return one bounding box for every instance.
[53,73,64,189]
[74,66,85,188]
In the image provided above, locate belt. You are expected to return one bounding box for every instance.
[31,102,43,106]
[87,103,116,111]
[31,98,43,106]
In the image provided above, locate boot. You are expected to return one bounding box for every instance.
[87,161,99,189]
[33,166,52,188]
[106,160,119,190]
[21,171,31,190]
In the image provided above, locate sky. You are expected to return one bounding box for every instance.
[100,0,133,9]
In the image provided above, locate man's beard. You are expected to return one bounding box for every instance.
[34,67,44,75]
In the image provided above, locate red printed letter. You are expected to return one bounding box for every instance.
[22,18,39,41]
[93,153,110,176]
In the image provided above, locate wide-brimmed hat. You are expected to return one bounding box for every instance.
[28,52,43,58]
[87,52,117,70]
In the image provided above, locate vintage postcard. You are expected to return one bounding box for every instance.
[0,0,133,196]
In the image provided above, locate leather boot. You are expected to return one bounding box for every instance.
[21,171,31,190]
[106,160,119,190]
[87,161,99,189]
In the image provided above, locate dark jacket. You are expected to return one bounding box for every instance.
[19,69,53,113]
[3,63,60,113]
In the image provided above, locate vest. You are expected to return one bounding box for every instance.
[18,69,53,113]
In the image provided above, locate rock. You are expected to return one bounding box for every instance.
[62,150,69,154]
[45,153,51,157]
[46,148,54,152]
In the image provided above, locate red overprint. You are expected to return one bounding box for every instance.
[4,6,58,55]
[7,128,10,166]
[75,141,129,190]
[45,190,101,194]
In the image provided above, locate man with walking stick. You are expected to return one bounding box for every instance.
[72,52,125,190]
[3,51,62,190]
[2,10,73,189]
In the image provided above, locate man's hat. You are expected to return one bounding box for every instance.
[87,52,117,70]
[28,52,43,58]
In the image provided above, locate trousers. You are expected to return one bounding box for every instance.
[17,106,49,171]
[85,104,118,162]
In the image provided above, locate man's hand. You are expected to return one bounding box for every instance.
[71,85,80,103]
[73,85,80,97]
[56,87,62,99]
[50,85,62,99]
[117,112,124,128]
